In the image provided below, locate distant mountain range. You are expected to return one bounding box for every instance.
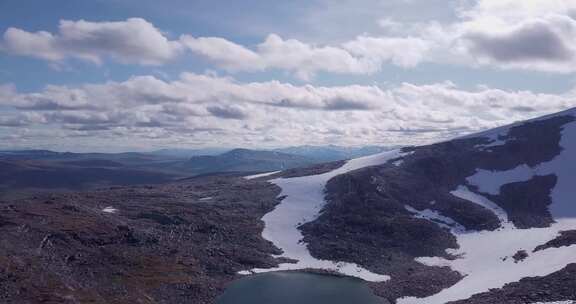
[148,148,229,158]
[0,145,390,193]
[148,145,393,161]
[274,145,394,162]
[180,148,317,175]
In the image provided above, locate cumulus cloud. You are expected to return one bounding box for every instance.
[371,0,576,73]
[342,36,431,68]
[3,1,576,151]
[3,1,576,75]
[178,0,576,74]
[0,18,432,79]
[181,0,576,75]
[1,18,182,65]
[463,19,574,63]
[0,112,46,127]
[449,0,576,72]
[207,105,249,120]
[180,36,262,71]
[181,33,431,80]
[1,73,574,150]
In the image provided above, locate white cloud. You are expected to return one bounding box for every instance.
[342,36,431,68]
[1,18,182,65]
[180,33,432,80]
[0,112,46,127]
[1,18,431,78]
[371,0,576,73]
[0,73,574,150]
[180,35,262,71]
[256,34,377,80]
[3,1,576,75]
[462,17,576,68]
[176,0,576,75]
[459,0,576,22]
[2,28,62,61]
[448,0,576,72]
[378,18,405,33]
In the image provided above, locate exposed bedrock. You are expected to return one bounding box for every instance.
[534,230,576,252]
[299,114,576,302]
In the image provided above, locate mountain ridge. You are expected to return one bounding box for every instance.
[246,107,576,304]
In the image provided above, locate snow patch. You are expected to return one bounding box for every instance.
[469,118,576,218]
[451,186,513,228]
[467,165,537,195]
[237,270,253,275]
[479,132,508,149]
[405,205,466,233]
[399,217,576,304]
[400,118,576,303]
[244,171,281,180]
[102,206,118,214]
[400,117,576,304]
[465,107,576,149]
[243,150,406,282]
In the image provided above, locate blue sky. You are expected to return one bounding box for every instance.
[1,0,576,151]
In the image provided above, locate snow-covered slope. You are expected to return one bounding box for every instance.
[243,107,576,303]
[398,109,576,304]
[244,150,407,281]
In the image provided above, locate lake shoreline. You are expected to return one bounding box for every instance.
[218,270,386,304]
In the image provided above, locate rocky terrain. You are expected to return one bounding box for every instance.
[248,110,576,304]
[534,230,576,252]
[0,160,176,195]
[0,175,283,304]
[2,109,576,304]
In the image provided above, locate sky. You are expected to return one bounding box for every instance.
[1,0,576,152]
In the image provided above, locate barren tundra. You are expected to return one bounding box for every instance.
[0,176,284,304]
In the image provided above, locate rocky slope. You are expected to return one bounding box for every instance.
[0,175,283,304]
[247,108,576,304]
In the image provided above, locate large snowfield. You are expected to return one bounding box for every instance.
[243,111,576,303]
[244,150,406,281]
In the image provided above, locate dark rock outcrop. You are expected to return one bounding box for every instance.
[487,175,557,228]
[534,230,576,252]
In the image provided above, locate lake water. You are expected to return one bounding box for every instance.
[217,272,383,304]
